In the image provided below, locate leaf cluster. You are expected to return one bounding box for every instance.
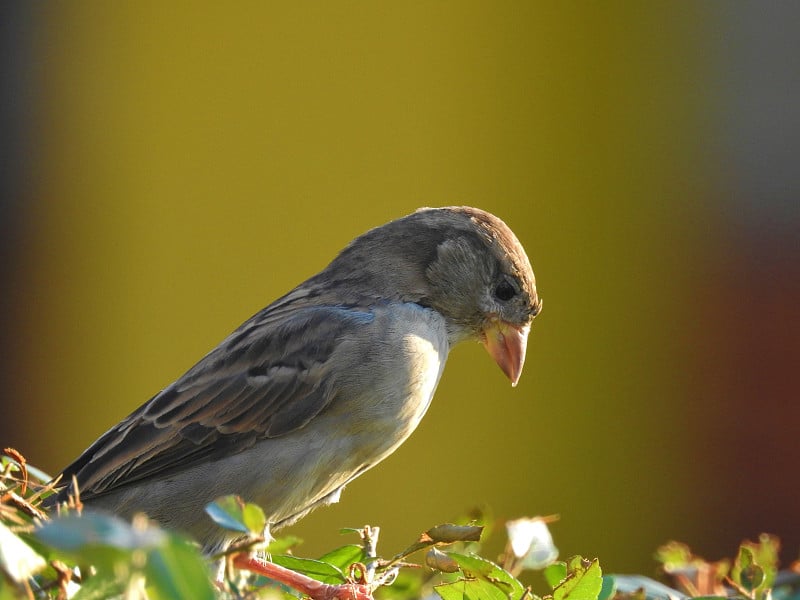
[3,449,800,600]
[655,536,800,600]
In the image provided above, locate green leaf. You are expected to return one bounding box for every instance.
[443,552,526,599]
[597,576,616,600]
[378,569,423,600]
[435,578,511,600]
[144,535,215,600]
[36,511,165,552]
[654,541,694,570]
[732,546,765,594]
[317,544,367,571]
[434,580,468,600]
[544,562,568,589]
[566,556,586,571]
[266,534,303,555]
[553,557,602,600]
[35,511,163,572]
[36,511,215,598]
[205,495,265,535]
[731,534,780,596]
[71,576,126,600]
[241,502,267,534]
[270,555,346,584]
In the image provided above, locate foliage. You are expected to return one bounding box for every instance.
[2,449,799,600]
[654,536,800,600]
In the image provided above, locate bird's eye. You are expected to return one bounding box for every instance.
[494,279,517,302]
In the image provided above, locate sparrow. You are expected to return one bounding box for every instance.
[46,206,541,552]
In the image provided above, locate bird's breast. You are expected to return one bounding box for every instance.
[328,302,450,462]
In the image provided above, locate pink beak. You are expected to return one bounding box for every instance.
[481,319,531,387]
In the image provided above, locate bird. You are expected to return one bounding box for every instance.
[46,206,541,553]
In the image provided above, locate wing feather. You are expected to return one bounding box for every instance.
[55,304,374,501]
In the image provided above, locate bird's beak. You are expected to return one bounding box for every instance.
[481,319,530,387]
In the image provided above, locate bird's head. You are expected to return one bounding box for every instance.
[322,206,541,386]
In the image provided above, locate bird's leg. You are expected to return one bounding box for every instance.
[232,554,374,600]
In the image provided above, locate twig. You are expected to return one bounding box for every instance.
[233,554,374,600]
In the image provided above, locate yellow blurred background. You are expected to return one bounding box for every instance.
[2,2,798,576]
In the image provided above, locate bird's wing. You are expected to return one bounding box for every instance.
[56,304,375,500]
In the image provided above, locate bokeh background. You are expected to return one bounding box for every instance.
[2,2,798,577]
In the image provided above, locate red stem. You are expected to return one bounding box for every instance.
[232,555,374,600]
